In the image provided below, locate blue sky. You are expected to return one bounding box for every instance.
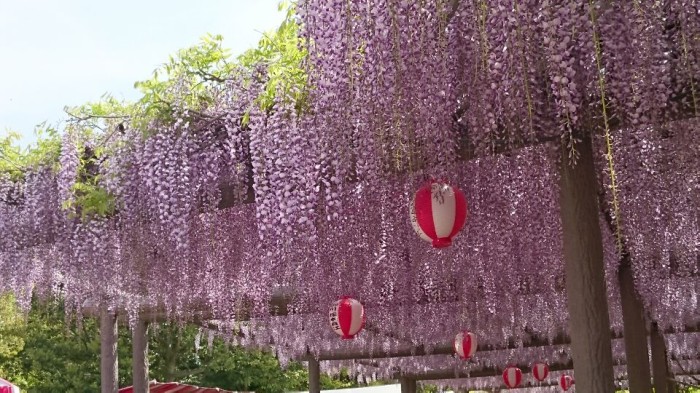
[0,0,285,145]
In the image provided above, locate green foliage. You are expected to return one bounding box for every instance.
[147,323,360,393]
[675,387,700,393]
[17,301,101,392]
[192,344,292,392]
[59,94,134,220]
[133,33,233,127]
[0,125,61,179]
[0,293,26,381]
[0,298,366,392]
[63,94,134,139]
[238,1,310,117]
[64,178,117,220]
[60,143,117,221]
[1,299,130,392]
[130,1,309,128]
[419,384,439,393]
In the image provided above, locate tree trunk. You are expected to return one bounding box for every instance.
[619,262,653,392]
[132,316,149,393]
[308,358,321,393]
[558,135,615,392]
[651,323,674,393]
[100,307,119,393]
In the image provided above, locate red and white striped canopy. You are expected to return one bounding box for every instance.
[119,382,244,393]
[0,378,20,393]
[532,362,549,382]
[502,366,523,388]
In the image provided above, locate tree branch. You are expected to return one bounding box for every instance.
[64,109,131,122]
[192,68,235,84]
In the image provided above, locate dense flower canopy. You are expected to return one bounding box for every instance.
[0,0,698,385]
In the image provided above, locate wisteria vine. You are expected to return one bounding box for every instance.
[0,0,698,383]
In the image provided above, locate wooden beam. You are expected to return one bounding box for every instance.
[558,134,615,392]
[101,288,295,325]
[296,324,700,362]
[100,307,119,393]
[304,333,571,361]
[393,360,574,381]
[393,357,700,387]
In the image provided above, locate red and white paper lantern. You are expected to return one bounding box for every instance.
[329,296,365,339]
[559,374,574,391]
[502,366,523,388]
[532,362,549,382]
[453,331,477,360]
[410,181,468,248]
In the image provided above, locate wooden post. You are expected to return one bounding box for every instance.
[100,306,119,393]
[308,358,321,393]
[650,323,673,393]
[619,263,653,392]
[558,135,615,392]
[400,378,417,393]
[132,316,149,393]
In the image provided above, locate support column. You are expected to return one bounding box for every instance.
[308,358,321,393]
[400,378,417,393]
[558,135,615,392]
[650,323,673,393]
[100,306,119,393]
[619,263,652,392]
[132,316,149,393]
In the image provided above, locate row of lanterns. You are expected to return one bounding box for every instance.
[412,184,575,389]
[329,305,574,391]
[457,331,574,390]
[330,183,573,389]
[502,365,574,390]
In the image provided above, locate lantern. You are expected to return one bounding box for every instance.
[559,375,574,391]
[502,366,523,388]
[410,181,467,248]
[453,331,477,360]
[532,362,549,382]
[329,296,365,339]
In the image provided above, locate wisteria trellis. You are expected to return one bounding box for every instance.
[0,0,698,384]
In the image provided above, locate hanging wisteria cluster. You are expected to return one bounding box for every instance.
[0,0,699,385]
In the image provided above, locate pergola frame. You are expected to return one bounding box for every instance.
[299,332,699,392]
[97,129,697,393]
